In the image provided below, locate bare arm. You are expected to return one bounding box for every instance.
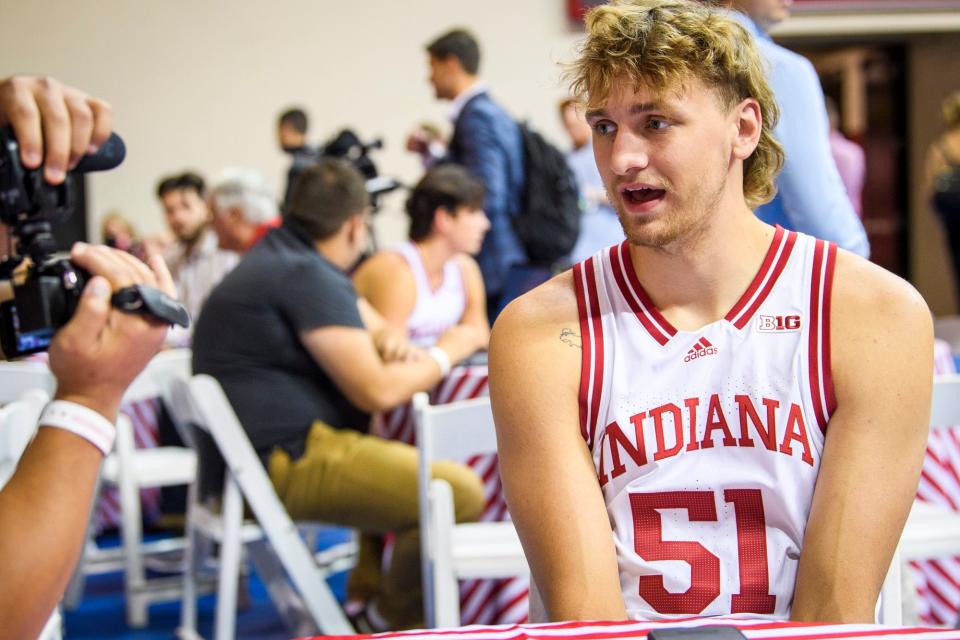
[0,244,173,638]
[792,251,934,622]
[456,254,490,345]
[489,274,626,621]
[353,252,416,334]
[300,318,484,413]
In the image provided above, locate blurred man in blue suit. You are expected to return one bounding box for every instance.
[409,29,541,318]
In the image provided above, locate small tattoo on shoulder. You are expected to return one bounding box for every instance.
[560,328,581,349]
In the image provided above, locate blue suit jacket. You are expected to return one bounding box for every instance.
[448,91,526,298]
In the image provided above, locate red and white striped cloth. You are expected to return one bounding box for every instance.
[911,339,960,626]
[374,365,529,626]
[318,617,960,640]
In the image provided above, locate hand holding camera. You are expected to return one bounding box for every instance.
[0,76,187,359]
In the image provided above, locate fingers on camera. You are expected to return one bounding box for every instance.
[1,76,113,182]
[71,243,157,290]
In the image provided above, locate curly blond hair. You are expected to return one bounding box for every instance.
[567,0,784,208]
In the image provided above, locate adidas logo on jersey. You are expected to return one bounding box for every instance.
[684,337,717,362]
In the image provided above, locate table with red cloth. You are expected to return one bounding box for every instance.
[317,617,960,640]
[373,364,529,626]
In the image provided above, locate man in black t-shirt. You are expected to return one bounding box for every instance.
[193,159,486,630]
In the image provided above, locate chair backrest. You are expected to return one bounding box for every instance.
[168,374,352,635]
[0,361,56,404]
[0,389,50,487]
[413,392,498,467]
[930,374,960,429]
[124,348,192,404]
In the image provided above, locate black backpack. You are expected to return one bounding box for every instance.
[513,122,581,266]
[933,141,960,220]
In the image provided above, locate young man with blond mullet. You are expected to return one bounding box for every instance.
[489,0,933,624]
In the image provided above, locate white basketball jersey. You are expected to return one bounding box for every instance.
[572,227,837,621]
[393,242,466,347]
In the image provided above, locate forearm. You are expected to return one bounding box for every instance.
[0,429,102,638]
[359,357,445,411]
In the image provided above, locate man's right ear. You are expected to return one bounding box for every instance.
[433,206,453,233]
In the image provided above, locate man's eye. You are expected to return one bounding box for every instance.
[649,119,670,130]
[593,121,616,136]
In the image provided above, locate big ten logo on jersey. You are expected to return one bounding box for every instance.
[757,314,801,332]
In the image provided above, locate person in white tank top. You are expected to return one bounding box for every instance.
[354,164,491,353]
[489,0,933,626]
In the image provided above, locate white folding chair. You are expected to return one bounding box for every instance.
[413,392,527,628]
[0,388,51,486]
[891,374,960,621]
[65,349,197,626]
[0,360,56,403]
[168,374,354,639]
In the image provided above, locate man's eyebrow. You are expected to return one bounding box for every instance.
[585,102,662,120]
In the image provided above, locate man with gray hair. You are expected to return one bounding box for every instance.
[209,168,281,253]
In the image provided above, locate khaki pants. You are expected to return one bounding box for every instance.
[269,420,485,629]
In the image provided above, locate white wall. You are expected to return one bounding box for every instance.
[0,0,585,244]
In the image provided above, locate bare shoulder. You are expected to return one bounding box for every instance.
[491,270,580,346]
[830,249,933,396]
[489,270,581,399]
[832,249,931,338]
[455,253,484,282]
[353,251,413,288]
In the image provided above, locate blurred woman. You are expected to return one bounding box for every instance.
[354,164,490,350]
[100,211,146,260]
[926,90,960,300]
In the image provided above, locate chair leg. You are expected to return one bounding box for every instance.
[178,482,200,638]
[116,415,149,628]
[430,480,460,628]
[215,476,244,640]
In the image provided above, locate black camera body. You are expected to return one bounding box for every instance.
[0,126,116,357]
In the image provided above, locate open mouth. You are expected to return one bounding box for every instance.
[622,186,666,205]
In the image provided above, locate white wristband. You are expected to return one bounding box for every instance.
[39,400,116,456]
[427,346,452,377]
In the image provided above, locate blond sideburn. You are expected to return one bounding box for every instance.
[567,0,784,208]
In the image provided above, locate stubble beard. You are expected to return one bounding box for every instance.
[611,169,727,254]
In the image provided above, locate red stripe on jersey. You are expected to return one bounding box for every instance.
[731,230,798,330]
[573,260,594,445]
[700,337,713,348]
[726,225,786,323]
[610,243,675,345]
[724,225,786,322]
[821,242,838,417]
[809,240,828,434]
[585,258,605,449]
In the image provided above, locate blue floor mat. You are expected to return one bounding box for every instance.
[63,528,351,639]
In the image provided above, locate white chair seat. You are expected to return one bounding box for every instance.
[102,446,197,487]
[449,522,525,578]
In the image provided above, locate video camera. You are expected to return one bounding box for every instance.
[320,129,402,211]
[0,127,187,358]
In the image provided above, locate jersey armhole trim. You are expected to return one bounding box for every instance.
[573,258,604,449]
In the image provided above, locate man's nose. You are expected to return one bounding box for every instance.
[609,130,649,176]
